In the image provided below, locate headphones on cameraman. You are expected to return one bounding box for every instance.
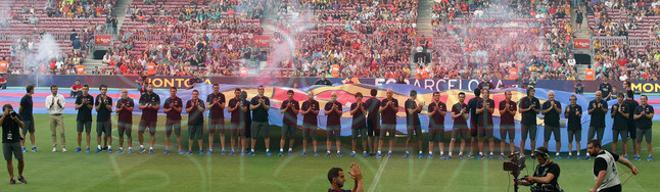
[534,148,549,160]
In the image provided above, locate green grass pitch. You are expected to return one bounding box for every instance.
[1,114,658,191]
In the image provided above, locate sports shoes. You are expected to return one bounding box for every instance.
[555,155,561,160]
[336,151,343,158]
[62,147,67,152]
[75,147,82,153]
[633,155,641,161]
[127,148,134,154]
[17,176,27,184]
[230,150,235,156]
[647,155,653,161]
[178,150,185,155]
[418,153,424,159]
[107,148,112,153]
[187,150,193,155]
[148,149,155,154]
[95,147,102,153]
[85,147,91,154]
[363,151,369,158]
[21,147,26,153]
[585,155,591,160]
[375,152,382,159]
[30,146,38,152]
[499,154,505,161]
[265,151,272,157]
[9,179,16,184]
[139,147,146,154]
[278,152,284,157]
[351,151,357,157]
[403,152,410,159]
[117,148,124,154]
[428,154,434,159]
[326,151,332,158]
[163,149,170,155]
[208,150,214,156]
[387,152,392,159]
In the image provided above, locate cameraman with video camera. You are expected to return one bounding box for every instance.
[1,104,27,184]
[517,147,562,192]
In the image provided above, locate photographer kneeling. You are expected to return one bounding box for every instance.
[0,104,27,184]
[517,147,562,192]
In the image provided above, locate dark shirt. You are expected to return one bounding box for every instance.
[228,98,243,123]
[565,104,582,130]
[186,99,205,125]
[116,98,134,123]
[588,99,608,128]
[163,96,183,121]
[324,101,342,127]
[611,103,627,129]
[364,97,381,120]
[139,92,160,122]
[95,95,113,122]
[623,99,638,128]
[533,162,561,191]
[467,97,481,123]
[19,94,33,121]
[428,101,447,128]
[2,115,22,143]
[350,102,366,129]
[635,105,654,129]
[207,92,226,120]
[519,97,541,125]
[250,96,270,122]
[452,103,468,126]
[280,99,300,126]
[542,100,562,127]
[380,98,398,125]
[498,100,516,125]
[315,79,332,86]
[599,83,612,99]
[575,83,584,94]
[75,94,94,122]
[476,98,495,126]
[301,99,320,126]
[405,99,421,126]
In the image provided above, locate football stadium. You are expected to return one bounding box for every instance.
[0,0,658,192]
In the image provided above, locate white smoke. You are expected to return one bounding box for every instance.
[0,0,12,28]
[25,33,61,72]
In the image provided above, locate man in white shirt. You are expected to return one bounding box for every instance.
[45,85,66,152]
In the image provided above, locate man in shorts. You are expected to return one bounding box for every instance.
[498,90,517,159]
[115,89,134,153]
[364,89,381,156]
[633,95,654,161]
[186,90,206,155]
[467,88,482,158]
[94,85,113,153]
[206,83,226,155]
[163,87,183,154]
[541,91,562,159]
[279,90,299,156]
[301,92,320,156]
[250,85,271,156]
[228,89,247,154]
[587,91,608,159]
[19,85,36,153]
[325,92,343,157]
[427,92,447,159]
[449,92,469,159]
[519,87,541,157]
[138,84,160,154]
[350,92,368,157]
[404,90,424,159]
[610,93,629,156]
[623,91,638,159]
[476,88,495,159]
[1,104,28,184]
[377,89,398,159]
[75,85,94,153]
[564,95,583,159]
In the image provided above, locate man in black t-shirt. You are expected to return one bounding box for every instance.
[74,85,94,153]
[279,90,299,156]
[301,92,320,156]
[588,140,638,192]
[163,87,183,154]
[1,104,28,184]
[498,90,517,159]
[449,92,468,159]
[115,89,134,153]
[565,95,583,159]
[623,91,638,159]
[588,91,608,160]
[94,85,113,153]
[467,88,482,158]
[325,92,343,157]
[250,85,271,156]
[633,95,654,161]
[364,89,381,156]
[315,76,332,86]
[186,90,206,155]
[138,85,160,154]
[519,88,541,157]
[542,91,562,158]
[599,82,613,101]
[610,93,629,157]
[350,93,367,158]
[19,85,35,153]
[476,88,495,159]
[404,90,424,159]
[518,147,561,192]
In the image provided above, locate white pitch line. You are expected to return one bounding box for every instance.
[367,157,389,192]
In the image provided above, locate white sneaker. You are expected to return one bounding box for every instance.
[62,147,68,152]
[52,147,57,152]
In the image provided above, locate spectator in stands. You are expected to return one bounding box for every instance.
[315,75,332,86]
[0,74,7,89]
[70,80,83,98]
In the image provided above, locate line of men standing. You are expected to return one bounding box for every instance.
[7,83,655,162]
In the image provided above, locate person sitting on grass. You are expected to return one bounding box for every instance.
[328,163,363,192]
